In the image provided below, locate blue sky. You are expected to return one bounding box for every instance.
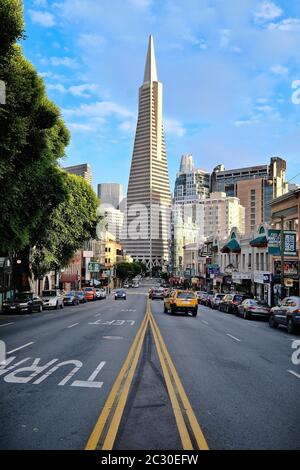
[23,0,300,192]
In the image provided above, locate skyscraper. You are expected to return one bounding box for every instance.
[123,35,171,269]
[98,183,124,209]
[64,163,92,186]
[174,155,210,204]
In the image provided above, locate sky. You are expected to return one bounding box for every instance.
[22,0,300,193]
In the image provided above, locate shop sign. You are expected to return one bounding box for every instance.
[268,229,281,255]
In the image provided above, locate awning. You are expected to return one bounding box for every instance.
[250,235,268,247]
[221,238,241,253]
[60,273,79,283]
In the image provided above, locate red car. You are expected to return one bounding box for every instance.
[83,287,97,301]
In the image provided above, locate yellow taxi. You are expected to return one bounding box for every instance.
[164,290,198,317]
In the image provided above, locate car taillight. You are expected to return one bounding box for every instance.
[293,309,300,313]
[232,300,239,305]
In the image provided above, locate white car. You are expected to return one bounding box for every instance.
[42,290,64,310]
[95,288,102,300]
[99,288,107,299]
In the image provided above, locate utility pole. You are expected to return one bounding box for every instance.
[280,216,285,300]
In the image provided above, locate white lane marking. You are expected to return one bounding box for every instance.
[94,313,102,317]
[201,320,209,325]
[0,323,14,328]
[71,361,106,388]
[67,323,79,329]
[227,334,241,342]
[7,342,35,355]
[103,336,124,340]
[287,370,300,379]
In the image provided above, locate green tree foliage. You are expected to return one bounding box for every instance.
[31,174,100,278]
[0,0,24,59]
[0,45,70,253]
[116,262,144,280]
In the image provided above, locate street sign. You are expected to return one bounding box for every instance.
[88,262,102,273]
[268,229,281,255]
[283,231,297,256]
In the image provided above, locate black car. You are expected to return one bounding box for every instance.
[269,296,300,334]
[115,289,126,300]
[2,292,43,314]
[219,293,247,313]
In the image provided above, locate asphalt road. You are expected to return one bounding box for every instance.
[0,281,299,450]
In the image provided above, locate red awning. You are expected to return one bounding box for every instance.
[60,274,79,283]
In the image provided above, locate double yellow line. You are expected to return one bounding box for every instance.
[85,300,209,451]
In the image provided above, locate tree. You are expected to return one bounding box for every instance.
[0,46,70,254]
[31,173,100,279]
[0,0,24,59]
[116,262,144,281]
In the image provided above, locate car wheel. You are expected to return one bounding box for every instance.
[164,306,168,314]
[287,318,295,334]
[269,315,278,329]
[192,307,198,317]
[55,302,59,310]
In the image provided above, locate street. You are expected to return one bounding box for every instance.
[0,280,299,450]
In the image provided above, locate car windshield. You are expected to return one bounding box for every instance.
[42,291,57,297]
[116,290,124,294]
[177,292,195,300]
[234,295,244,301]
[76,292,83,295]
[15,293,33,301]
[85,288,93,292]
[216,294,225,299]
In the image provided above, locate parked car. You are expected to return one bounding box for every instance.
[123,283,130,288]
[205,294,215,308]
[63,291,80,306]
[210,293,226,309]
[164,290,198,317]
[269,296,300,334]
[200,293,210,305]
[99,288,107,299]
[75,291,86,303]
[149,288,165,300]
[2,292,43,314]
[115,289,126,300]
[42,290,64,310]
[219,293,247,313]
[83,287,97,301]
[196,291,206,304]
[95,288,102,300]
[237,299,271,320]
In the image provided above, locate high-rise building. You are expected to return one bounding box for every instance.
[203,192,245,240]
[174,155,210,204]
[64,163,92,186]
[98,183,124,209]
[210,157,288,229]
[123,35,171,269]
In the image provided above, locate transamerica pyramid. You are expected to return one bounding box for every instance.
[123,35,171,271]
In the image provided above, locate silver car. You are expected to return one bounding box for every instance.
[42,290,64,310]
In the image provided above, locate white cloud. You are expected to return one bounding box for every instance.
[129,0,152,9]
[67,123,96,132]
[164,119,186,137]
[50,57,79,69]
[63,101,133,119]
[69,84,98,97]
[29,10,56,27]
[268,18,300,32]
[270,65,289,75]
[254,1,283,22]
[78,34,106,49]
[119,120,136,133]
[219,29,231,48]
[47,83,67,93]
